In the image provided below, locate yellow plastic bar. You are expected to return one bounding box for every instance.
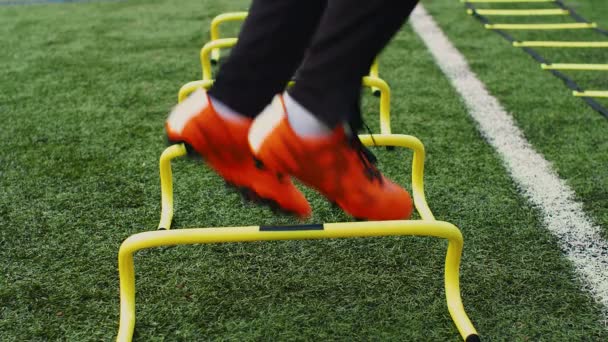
[200,38,238,81]
[209,12,248,63]
[117,220,477,342]
[369,57,380,95]
[485,22,597,30]
[362,76,392,135]
[468,9,568,16]
[158,144,188,230]
[513,41,608,48]
[177,78,392,134]
[573,90,608,98]
[541,63,608,71]
[359,134,433,220]
[462,0,554,2]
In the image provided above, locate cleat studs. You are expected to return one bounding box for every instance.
[224,181,237,191]
[253,157,265,170]
[238,187,261,203]
[235,186,298,217]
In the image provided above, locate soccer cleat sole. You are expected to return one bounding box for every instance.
[223,181,301,217]
[166,138,302,217]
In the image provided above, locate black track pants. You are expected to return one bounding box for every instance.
[208,0,419,129]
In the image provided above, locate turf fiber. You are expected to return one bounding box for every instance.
[1,0,607,340]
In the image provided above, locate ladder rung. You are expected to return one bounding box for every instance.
[468,9,568,16]
[541,63,608,71]
[514,41,608,48]
[573,91,608,98]
[462,0,555,3]
[485,22,597,30]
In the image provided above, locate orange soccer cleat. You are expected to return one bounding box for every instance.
[248,95,414,221]
[165,89,311,218]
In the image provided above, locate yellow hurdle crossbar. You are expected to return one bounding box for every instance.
[573,90,608,98]
[485,22,597,30]
[178,76,393,135]
[209,12,248,63]
[462,0,555,2]
[117,134,478,341]
[468,9,568,16]
[541,63,608,71]
[513,41,608,48]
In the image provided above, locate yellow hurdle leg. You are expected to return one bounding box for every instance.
[157,144,187,230]
[209,12,248,63]
[362,77,392,135]
[369,57,381,95]
[200,38,238,81]
[358,134,433,219]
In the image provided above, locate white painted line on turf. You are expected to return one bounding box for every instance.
[410,4,608,321]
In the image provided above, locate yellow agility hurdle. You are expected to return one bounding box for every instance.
[200,37,382,94]
[541,63,608,71]
[573,90,608,98]
[485,22,597,30]
[513,41,608,48]
[177,76,392,135]
[205,12,381,95]
[468,9,568,16]
[117,132,479,341]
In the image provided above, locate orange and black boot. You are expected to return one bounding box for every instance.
[248,95,413,221]
[165,89,311,218]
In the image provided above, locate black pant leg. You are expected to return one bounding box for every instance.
[208,0,326,118]
[289,0,419,129]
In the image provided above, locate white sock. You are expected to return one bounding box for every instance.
[209,95,248,123]
[284,93,332,137]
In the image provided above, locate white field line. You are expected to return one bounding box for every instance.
[410,5,608,322]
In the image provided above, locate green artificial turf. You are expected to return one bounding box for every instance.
[0,0,607,340]
[424,0,608,239]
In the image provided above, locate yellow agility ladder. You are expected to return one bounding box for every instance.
[462,0,608,118]
[115,82,479,341]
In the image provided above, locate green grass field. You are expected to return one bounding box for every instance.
[1,0,607,340]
